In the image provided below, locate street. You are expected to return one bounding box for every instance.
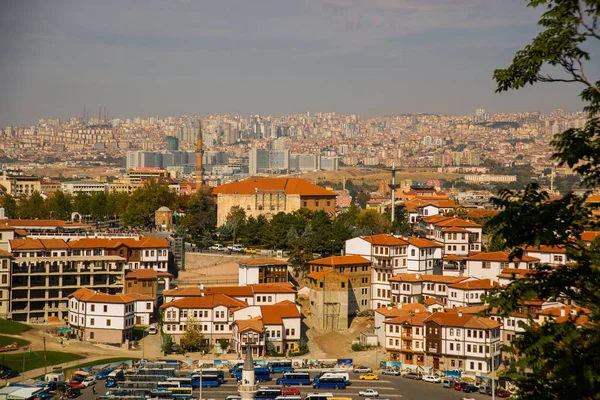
[75,373,494,400]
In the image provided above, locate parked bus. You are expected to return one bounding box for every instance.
[275,396,302,400]
[190,368,225,383]
[190,374,220,388]
[255,388,282,400]
[157,382,180,391]
[312,378,346,390]
[268,361,294,373]
[276,372,311,386]
[235,367,271,382]
[166,378,192,388]
[105,370,125,388]
[171,387,192,400]
[315,372,350,385]
[303,393,333,400]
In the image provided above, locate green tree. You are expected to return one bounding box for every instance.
[224,205,246,244]
[182,188,217,247]
[73,192,91,215]
[161,333,174,355]
[47,190,73,220]
[486,1,600,398]
[356,209,391,234]
[356,192,370,209]
[19,192,47,219]
[180,319,205,351]
[0,194,17,218]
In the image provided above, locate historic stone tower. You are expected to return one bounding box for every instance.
[238,346,257,400]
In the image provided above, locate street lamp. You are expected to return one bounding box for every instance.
[374,326,381,371]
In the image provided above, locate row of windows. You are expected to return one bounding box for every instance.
[144,249,168,257]
[376,288,391,299]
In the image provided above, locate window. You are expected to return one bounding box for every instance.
[146,303,151,310]
[478,362,482,371]
[449,328,454,336]
[470,362,474,370]
[91,305,95,312]
[341,282,345,288]
[449,343,454,351]
[90,318,95,326]
[90,332,94,339]
[467,344,471,352]
[104,305,108,312]
[482,262,491,269]
[389,339,393,346]
[106,319,111,326]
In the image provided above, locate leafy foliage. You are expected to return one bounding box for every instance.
[487,1,600,398]
[180,319,204,352]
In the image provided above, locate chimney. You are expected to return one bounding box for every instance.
[200,283,204,290]
[416,274,421,279]
[458,310,463,318]
[387,306,392,310]
[560,308,566,317]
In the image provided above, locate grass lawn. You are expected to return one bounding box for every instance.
[0,351,83,372]
[0,334,30,348]
[0,319,31,335]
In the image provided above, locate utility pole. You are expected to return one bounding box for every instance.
[43,337,48,375]
[198,368,203,400]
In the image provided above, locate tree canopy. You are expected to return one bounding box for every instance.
[487,1,600,398]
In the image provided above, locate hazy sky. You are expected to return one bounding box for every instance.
[0,0,593,126]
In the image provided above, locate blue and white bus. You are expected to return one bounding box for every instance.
[235,367,271,382]
[157,381,180,391]
[255,388,282,400]
[190,368,225,384]
[105,370,125,388]
[312,378,346,390]
[166,377,192,388]
[268,361,294,373]
[276,372,311,386]
[315,372,350,385]
[190,374,220,388]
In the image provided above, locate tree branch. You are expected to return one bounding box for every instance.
[577,1,600,40]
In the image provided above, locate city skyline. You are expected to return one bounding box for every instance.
[0,0,588,126]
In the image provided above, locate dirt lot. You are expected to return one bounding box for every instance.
[177,253,246,286]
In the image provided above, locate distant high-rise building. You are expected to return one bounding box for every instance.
[249,148,270,175]
[166,136,179,151]
[423,135,433,146]
[320,156,340,171]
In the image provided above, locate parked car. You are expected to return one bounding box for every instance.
[81,377,96,387]
[381,369,400,376]
[210,244,226,251]
[454,382,468,391]
[353,366,372,373]
[147,326,158,335]
[422,375,441,383]
[479,385,491,394]
[95,368,114,380]
[66,388,81,398]
[245,248,258,254]
[496,389,512,398]
[228,244,246,253]
[68,382,85,390]
[0,369,19,379]
[442,378,457,388]
[403,372,422,380]
[359,373,379,380]
[462,385,479,393]
[358,389,379,397]
[281,388,300,396]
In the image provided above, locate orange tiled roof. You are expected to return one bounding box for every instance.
[250,282,297,294]
[308,255,371,266]
[581,231,600,242]
[361,234,409,246]
[384,311,431,326]
[375,303,427,317]
[0,250,12,257]
[307,270,350,280]
[433,217,481,228]
[423,298,445,306]
[238,258,288,266]
[448,278,498,290]
[69,287,135,304]
[212,177,336,197]
[160,293,248,309]
[68,238,122,249]
[425,311,500,329]
[405,237,444,248]
[234,316,264,333]
[0,219,89,228]
[523,245,566,254]
[162,287,205,297]
[441,227,471,234]
[125,269,159,280]
[466,251,540,262]
[260,301,300,325]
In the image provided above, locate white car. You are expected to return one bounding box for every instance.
[147,326,158,335]
[353,366,372,373]
[210,244,226,251]
[422,375,441,383]
[81,377,96,387]
[359,389,379,397]
[381,369,400,376]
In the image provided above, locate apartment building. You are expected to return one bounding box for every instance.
[424,311,502,373]
[0,250,11,318]
[447,279,499,308]
[307,255,371,330]
[420,216,483,255]
[124,268,173,299]
[232,300,302,356]
[68,288,136,344]
[405,238,444,274]
[237,258,289,286]
[160,294,248,347]
[522,245,569,266]
[7,236,170,323]
[345,234,409,309]
[9,238,126,323]
[464,252,540,281]
[383,311,430,365]
[389,274,468,306]
[373,303,427,346]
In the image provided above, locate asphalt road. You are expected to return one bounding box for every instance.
[75,374,494,400]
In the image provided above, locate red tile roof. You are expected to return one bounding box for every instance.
[307,270,350,280]
[389,273,467,283]
[425,311,501,329]
[405,237,444,248]
[433,217,481,228]
[250,283,296,294]
[384,311,431,326]
[160,294,248,309]
[213,178,335,197]
[581,231,600,242]
[124,269,173,280]
[234,316,264,333]
[69,288,135,304]
[361,234,408,246]
[0,250,12,257]
[375,303,426,317]
[260,301,300,324]
[448,278,498,290]
[441,227,472,234]
[523,245,566,254]
[308,255,371,266]
[466,251,540,262]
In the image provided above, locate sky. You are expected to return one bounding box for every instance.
[0,0,593,126]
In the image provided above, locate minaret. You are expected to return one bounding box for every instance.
[195,121,205,193]
[387,163,401,223]
[238,345,257,400]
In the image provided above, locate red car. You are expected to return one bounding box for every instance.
[496,390,512,398]
[281,388,300,396]
[68,382,85,390]
[454,382,467,391]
